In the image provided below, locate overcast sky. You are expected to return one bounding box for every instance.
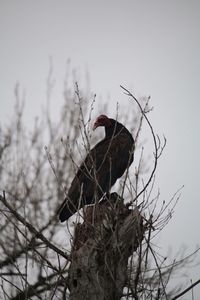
[1,0,200,295]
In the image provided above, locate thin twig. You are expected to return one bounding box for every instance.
[171,278,200,300]
[0,192,70,261]
[120,85,166,205]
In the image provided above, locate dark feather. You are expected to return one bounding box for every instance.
[58,116,134,222]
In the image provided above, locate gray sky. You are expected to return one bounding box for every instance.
[1,0,200,294]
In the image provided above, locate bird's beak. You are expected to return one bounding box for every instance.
[92,122,98,131]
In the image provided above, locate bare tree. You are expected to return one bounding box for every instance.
[0,74,199,299]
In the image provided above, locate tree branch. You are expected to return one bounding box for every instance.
[120,85,166,205]
[172,278,200,300]
[0,192,70,261]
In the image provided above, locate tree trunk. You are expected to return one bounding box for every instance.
[68,193,144,300]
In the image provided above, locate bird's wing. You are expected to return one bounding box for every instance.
[89,131,134,193]
[58,131,134,221]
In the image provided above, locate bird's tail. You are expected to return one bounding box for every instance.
[59,205,73,222]
[57,197,77,222]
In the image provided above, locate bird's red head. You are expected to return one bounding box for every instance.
[93,115,112,130]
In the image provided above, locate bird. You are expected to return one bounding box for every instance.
[58,114,134,222]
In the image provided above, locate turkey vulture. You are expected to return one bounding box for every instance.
[58,114,134,222]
